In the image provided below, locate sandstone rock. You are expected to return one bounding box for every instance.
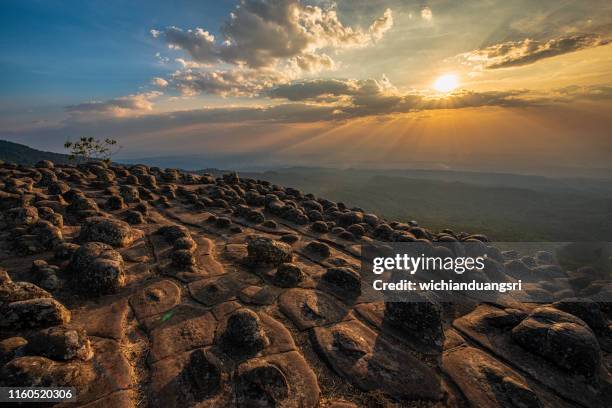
[67,196,99,214]
[26,325,93,361]
[1,274,51,306]
[384,292,445,352]
[0,355,82,388]
[125,209,145,224]
[29,220,63,249]
[0,337,27,366]
[105,195,125,210]
[79,216,135,247]
[262,219,278,229]
[273,263,305,288]
[512,306,602,378]
[279,234,298,244]
[246,236,292,266]
[119,185,140,203]
[35,160,54,169]
[54,242,80,260]
[70,242,126,294]
[174,236,197,251]
[48,181,70,195]
[235,352,319,408]
[219,308,269,357]
[172,249,196,267]
[321,267,361,299]
[4,206,38,227]
[313,320,442,401]
[444,346,544,408]
[1,298,70,329]
[553,297,607,330]
[148,306,216,362]
[130,280,181,321]
[305,241,331,258]
[279,288,351,330]
[311,220,329,233]
[337,211,363,227]
[158,224,191,242]
[188,276,241,307]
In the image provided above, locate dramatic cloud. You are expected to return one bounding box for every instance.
[460,34,609,70]
[288,52,335,73]
[268,77,535,117]
[65,92,163,118]
[152,27,217,65]
[171,68,290,97]
[152,0,393,70]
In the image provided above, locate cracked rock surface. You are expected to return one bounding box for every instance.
[0,160,610,407]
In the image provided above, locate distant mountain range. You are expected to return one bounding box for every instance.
[0,140,72,165]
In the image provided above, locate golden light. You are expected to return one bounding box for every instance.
[433,74,459,93]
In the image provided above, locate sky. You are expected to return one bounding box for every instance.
[1,0,611,176]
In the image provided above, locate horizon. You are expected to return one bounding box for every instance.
[1,0,612,177]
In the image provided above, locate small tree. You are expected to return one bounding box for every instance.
[64,137,121,164]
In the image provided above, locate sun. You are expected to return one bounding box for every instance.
[433,74,459,93]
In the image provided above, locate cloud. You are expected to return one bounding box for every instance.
[268,77,535,116]
[171,68,291,97]
[65,92,163,118]
[288,52,335,73]
[151,77,169,88]
[460,34,609,70]
[420,6,432,21]
[369,8,394,40]
[152,0,392,70]
[153,26,217,65]
[554,84,612,101]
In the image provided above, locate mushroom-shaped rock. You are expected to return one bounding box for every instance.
[26,325,93,361]
[119,185,140,203]
[235,352,320,408]
[1,274,51,306]
[0,355,82,388]
[337,211,363,227]
[311,221,329,233]
[0,298,70,330]
[304,241,331,258]
[313,320,442,401]
[54,242,80,260]
[219,308,269,356]
[443,346,543,408]
[4,206,39,227]
[36,160,54,169]
[179,349,223,401]
[273,263,305,288]
[321,267,361,298]
[0,337,28,366]
[157,224,191,242]
[29,220,63,249]
[511,306,602,378]
[174,237,197,251]
[79,216,136,248]
[552,297,607,330]
[125,210,145,225]
[67,196,99,214]
[70,242,126,294]
[171,249,196,268]
[246,236,292,267]
[235,363,289,407]
[384,292,445,351]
